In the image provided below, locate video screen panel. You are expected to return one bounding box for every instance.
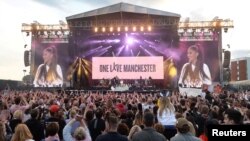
[177,40,220,95]
[33,42,70,87]
[177,41,220,88]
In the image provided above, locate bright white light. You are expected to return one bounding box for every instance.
[117,27,121,32]
[126,37,134,45]
[102,27,106,32]
[140,26,144,31]
[125,26,128,32]
[133,26,136,31]
[94,27,98,32]
[110,27,113,32]
[148,26,151,31]
[114,39,120,43]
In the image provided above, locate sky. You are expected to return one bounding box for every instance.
[0,0,249,81]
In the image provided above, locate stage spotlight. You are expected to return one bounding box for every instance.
[133,26,136,32]
[110,27,113,32]
[126,37,134,45]
[213,21,219,27]
[169,66,177,77]
[113,39,120,43]
[140,26,144,31]
[102,27,106,32]
[117,27,121,32]
[147,26,151,31]
[94,27,98,32]
[125,26,128,32]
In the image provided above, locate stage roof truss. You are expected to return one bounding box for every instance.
[21,19,234,41]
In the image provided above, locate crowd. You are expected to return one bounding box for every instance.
[0,87,250,141]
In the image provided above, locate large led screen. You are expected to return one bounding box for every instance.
[32,42,70,87]
[177,41,220,88]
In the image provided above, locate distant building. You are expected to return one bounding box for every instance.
[230,57,250,81]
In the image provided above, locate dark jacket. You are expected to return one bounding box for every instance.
[132,127,166,141]
[25,118,45,141]
[96,132,128,141]
[88,118,105,141]
[9,119,22,132]
[45,117,66,140]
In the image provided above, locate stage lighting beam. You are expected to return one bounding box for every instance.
[126,37,134,45]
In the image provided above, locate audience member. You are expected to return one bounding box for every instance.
[170,118,200,141]
[96,115,128,141]
[132,112,166,141]
[11,124,34,141]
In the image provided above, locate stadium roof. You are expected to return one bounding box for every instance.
[66,2,181,20]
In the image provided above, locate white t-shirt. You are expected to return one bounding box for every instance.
[157,109,176,126]
[178,63,212,87]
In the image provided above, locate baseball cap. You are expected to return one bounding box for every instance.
[50,105,60,113]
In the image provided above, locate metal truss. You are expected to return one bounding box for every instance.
[21,19,234,41]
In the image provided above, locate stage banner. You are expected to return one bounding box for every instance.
[92,56,164,79]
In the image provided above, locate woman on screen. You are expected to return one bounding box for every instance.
[178,44,211,88]
[33,46,63,87]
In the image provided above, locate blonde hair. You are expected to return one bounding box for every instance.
[13,110,24,121]
[11,124,33,141]
[158,97,175,117]
[0,122,6,141]
[74,127,86,140]
[188,121,196,136]
[133,113,143,126]
[128,125,142,140]
[70,109,77,118]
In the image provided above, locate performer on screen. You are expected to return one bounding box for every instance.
[33,46,63,87]
[178,44,211,88]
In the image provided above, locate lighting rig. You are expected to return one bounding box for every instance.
[21,19,234,41]
[21,22,70,43]
[178,19,234,41]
